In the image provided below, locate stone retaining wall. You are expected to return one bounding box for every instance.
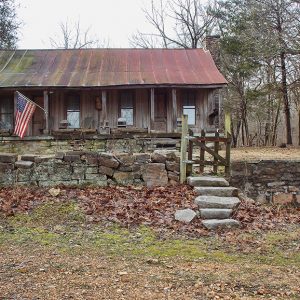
[0,135,180,155]
[0,150,180,187]
[230,160,300,202]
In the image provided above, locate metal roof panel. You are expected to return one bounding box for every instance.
[0,48,227,88]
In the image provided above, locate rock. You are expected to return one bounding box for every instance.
[151,152,167,163]
[267,181,286,187]
[85,166,98,174]
[0,153,17,163]
[202,219,240,230]
[188,176,229,187]
[200,208,232,219]
[175,209,197,223]
[55,152,65,159]
[116,153,135,166]
[85,152,98,165]
[142,163,168,187]
[15,161,34,169]
[48,188,61,197]
[164,150,180,162]
[99,165,114,177]
[134,153,151,164]
[195,196,240,209]
[168,171,179,182]
[98,153,119,169]
[20,154,37,162]
[256,194,269,204]
[113,171,134,185]
[194,187,238,197]
[63,155,81,162]
[165,161,180,172]
[153,150,180,162]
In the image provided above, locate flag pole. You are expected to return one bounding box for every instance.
[16,91,47,117]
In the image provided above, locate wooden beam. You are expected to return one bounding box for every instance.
[180,114,188,183]
[43,91,49,134]
[172,88,177,132]
[101,90,107,127]
[149,88,155,132]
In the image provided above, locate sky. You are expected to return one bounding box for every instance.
[17,0,154,49]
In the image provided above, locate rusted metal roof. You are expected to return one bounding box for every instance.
[0,49,227,88]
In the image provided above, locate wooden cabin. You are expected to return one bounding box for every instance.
[0,48,227,137]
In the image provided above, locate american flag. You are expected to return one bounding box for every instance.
[14,92,36,138]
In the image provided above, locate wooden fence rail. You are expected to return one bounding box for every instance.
[180,115,232,183]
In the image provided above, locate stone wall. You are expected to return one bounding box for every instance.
[0,135,180,155]
[0,150,180,187]
[230,160,300,202]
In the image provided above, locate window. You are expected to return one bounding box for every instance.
[0,98,14,130]
[182,91,196,125]
[119,91,134,126]
[66,94,80,128]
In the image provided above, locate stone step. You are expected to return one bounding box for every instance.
[195,196,240,209]
[194,186,238,197]
[202,219,240,230]
[200,208,233,219]
[187,176,229,187]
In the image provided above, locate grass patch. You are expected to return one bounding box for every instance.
[1,201,300,269]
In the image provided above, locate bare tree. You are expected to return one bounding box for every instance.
[50,19,108,49]
[130,0,217,48]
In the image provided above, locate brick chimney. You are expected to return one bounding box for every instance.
[203,35,221,69]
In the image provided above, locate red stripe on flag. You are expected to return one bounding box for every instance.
[19,104,36,138]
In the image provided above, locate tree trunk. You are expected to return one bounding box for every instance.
[272,101,281,146]
[280,51,293,145]
[299,109,300,146]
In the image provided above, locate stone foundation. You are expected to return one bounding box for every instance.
[230,160,300,203]
[0,150,180,187]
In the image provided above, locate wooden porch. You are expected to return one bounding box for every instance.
[0,86,220,137]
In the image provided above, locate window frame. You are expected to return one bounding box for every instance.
[65,93,81,129]
[182,91,196,126]
[119,90,135,126]
[0,97,14,131]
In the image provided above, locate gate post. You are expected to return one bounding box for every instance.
[180,115,188,183]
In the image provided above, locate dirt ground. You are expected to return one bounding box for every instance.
[0,187,300,300]
[222,146,300,161]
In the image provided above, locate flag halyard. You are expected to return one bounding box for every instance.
[14,92,36,138]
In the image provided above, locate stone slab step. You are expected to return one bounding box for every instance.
[200,208,232,219]
[195,196,240,209]
[202,219,240,230]
[194,186,238,197]
[187,176,229,187]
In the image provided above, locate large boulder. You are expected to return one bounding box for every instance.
[142,163,168,187]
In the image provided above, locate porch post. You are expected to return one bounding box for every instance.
[14,91,17,132]
[43,91,49,134]
[172,88,177,132]
[149,88,155,133]
[101,90,107,127]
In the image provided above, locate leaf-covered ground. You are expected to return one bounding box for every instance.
[0,185,300,299]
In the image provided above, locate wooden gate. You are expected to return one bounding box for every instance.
[180,115,231,183]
